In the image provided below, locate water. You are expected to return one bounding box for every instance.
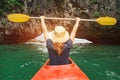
[0,44,120,80]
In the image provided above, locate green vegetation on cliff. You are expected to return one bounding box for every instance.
[0,0,23,17]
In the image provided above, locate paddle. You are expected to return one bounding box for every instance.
[7,14,117,25]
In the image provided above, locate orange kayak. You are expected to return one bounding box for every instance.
[31,58,89,80]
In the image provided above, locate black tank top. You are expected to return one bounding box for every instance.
[46,39,73,65]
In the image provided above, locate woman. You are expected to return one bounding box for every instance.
[40,16,80,65]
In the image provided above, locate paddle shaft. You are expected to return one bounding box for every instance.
[30,17,96,21]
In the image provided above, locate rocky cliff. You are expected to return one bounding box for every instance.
[0,0,120,44]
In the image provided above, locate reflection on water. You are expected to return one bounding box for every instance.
[0,44,120,80]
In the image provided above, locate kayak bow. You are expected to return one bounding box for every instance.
[31,58,89,80]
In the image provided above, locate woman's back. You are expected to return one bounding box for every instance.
[46,39,72,65]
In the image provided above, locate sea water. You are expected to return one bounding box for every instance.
[0,44,120,80]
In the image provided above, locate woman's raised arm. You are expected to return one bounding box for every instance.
[40,16,49,41]
[69,17,80,42]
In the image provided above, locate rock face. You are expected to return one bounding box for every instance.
[0,19,42,44]
[0,0,120,44]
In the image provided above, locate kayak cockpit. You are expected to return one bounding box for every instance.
[31,58,89,80]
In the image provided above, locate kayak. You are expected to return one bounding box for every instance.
[31,58,89,80]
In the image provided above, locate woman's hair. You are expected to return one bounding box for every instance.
[53,42,64,56]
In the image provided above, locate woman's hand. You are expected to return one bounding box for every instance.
[76,17,80,22]
[40,16,45,20]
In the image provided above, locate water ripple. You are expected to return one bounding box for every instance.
[20,61,32,68]
[105,71,120,79]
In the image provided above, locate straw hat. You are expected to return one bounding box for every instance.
[50,26,69,43]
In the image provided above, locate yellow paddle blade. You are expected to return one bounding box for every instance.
[96,17,117,25]
[7,14,30,22]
